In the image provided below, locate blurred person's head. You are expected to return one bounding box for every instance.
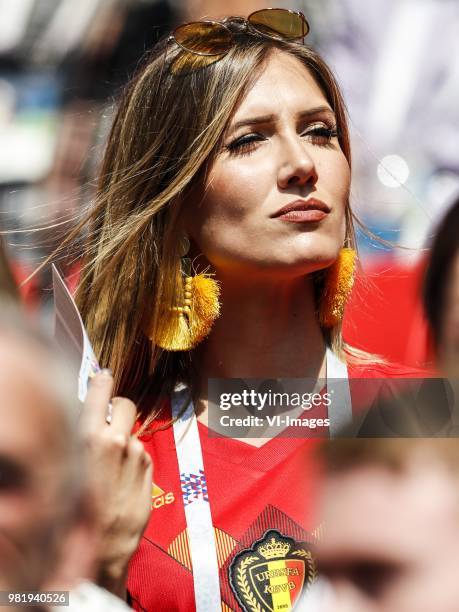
[73,13,356,412]
[0,306,95,601]
[317,436,459,612]
[424,196,459,376]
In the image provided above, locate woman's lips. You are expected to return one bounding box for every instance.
[272,198,331,223]
[276,209,329,223]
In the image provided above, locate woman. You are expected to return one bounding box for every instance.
[74,9,412,611]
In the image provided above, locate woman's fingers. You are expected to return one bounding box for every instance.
[79,368,153,595]
[81,370,114,432]
[82,372,138,436]
[109,396,138,435]
[118,437,153,500]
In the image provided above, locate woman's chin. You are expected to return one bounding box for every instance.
[208,248,342,281]
[280,251,341,276]
[245,259,339,281]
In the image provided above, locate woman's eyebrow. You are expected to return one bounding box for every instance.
[297,106,335,121]
[229,105,335,132]
[230,113,275,130]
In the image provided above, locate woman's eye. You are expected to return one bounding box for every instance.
[226,134,265,156]
[303,124,338,145]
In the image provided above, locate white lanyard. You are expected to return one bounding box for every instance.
[171,348,351,611]
[172,384,221,612]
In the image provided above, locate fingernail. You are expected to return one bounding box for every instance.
[100,368,113,377]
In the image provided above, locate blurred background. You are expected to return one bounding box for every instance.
[1,0,458,367]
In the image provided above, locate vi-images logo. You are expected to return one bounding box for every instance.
[151,482,175,510]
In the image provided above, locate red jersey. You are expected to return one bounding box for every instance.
[127,362,427,611]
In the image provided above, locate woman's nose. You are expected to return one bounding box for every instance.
[277,136,318,190]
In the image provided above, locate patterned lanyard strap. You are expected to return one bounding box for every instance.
[171,348,351,611]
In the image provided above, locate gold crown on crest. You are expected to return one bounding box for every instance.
[258,537,291,560]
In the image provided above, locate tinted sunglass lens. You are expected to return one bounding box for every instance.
[173,22,232,56]
[249,8,309,40]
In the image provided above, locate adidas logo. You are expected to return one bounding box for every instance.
[151,482,175,510]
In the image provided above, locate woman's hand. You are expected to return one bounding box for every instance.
[81,370,152,599]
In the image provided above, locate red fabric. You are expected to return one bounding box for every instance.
[7,259,80,309]
[129,421,321,611]
[127,362,425,612]
[10,261,39,308]
[343,256,435,369]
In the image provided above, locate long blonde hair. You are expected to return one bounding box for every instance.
[75,18,360,422]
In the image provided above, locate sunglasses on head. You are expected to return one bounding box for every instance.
[168,8,310,58]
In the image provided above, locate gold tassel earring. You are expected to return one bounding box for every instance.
[152,237,221,351]
[319,247,356,328]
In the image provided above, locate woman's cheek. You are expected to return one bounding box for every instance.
[203,173,261,222]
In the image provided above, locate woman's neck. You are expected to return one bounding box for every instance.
[191,274,326,385]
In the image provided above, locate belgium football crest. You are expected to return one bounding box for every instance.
[229,530,317,611]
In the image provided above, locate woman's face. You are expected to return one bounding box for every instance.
[184,50,351,281]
